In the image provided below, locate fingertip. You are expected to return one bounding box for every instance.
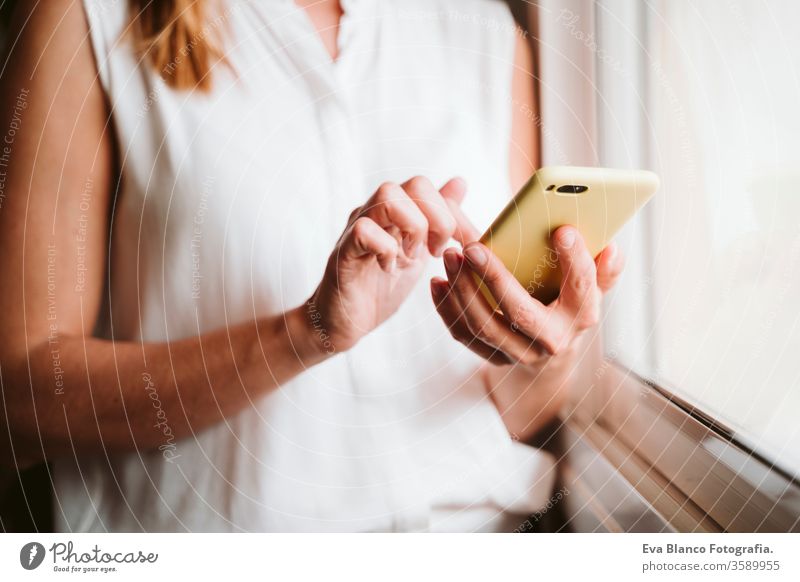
[443,247,463,275]
[462,241,488,269]
[450,176,467,191]
[430,277,449,301]
[604,241,618,262]
[442,246,459,259]
[553,225,577,250]
[440,176,468,203]
[428,233,446,257]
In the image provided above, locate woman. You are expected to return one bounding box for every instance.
[0,0,622,532]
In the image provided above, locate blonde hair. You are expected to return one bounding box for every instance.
[130,0,225,92]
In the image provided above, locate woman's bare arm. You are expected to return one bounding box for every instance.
[0,2,474,470]
[509,29,539,193]
[0,1,328,469]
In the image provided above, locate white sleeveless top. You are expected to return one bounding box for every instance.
[61,0,556,532]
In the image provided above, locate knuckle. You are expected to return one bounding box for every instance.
[511,303,536,331]
[386,193,428,233]
[569,268,597,297]
[375,181,399,201]
[380,196,398,216]
[406,175,434,195]
[351,216,372,239]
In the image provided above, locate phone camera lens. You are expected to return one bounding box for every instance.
[556,185,588,194]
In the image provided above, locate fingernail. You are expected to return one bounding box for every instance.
[606,242,618,261]
[443,250,461,275]
[558,228,576,249]
[463,244,487,268]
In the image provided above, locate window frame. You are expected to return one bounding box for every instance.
[562,334,800,532]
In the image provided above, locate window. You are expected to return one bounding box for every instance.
[604,0,800,478]
[536,0,800,531]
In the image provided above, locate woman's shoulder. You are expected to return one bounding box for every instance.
[3,0,112,69]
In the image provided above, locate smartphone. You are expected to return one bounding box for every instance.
[475,166,659,307]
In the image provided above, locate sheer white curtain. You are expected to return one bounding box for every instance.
[641,1,800,475]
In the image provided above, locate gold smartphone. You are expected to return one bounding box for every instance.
[476,166,659,307]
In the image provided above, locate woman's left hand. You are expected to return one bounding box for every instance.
[431,225,624,367]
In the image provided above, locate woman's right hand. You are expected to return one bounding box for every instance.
[306,176,478,354]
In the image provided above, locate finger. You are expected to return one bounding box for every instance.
[552,226,601,331]
[596,242,625,293]
[443,249,547,365]
[401,176,457,257]
[341,216,400,272]
[431,277,512,366]
[439,176,467,204]
[363,182,429,258]
[445,198,481,246]
[438,177,481,246]
[461,241,565,355]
